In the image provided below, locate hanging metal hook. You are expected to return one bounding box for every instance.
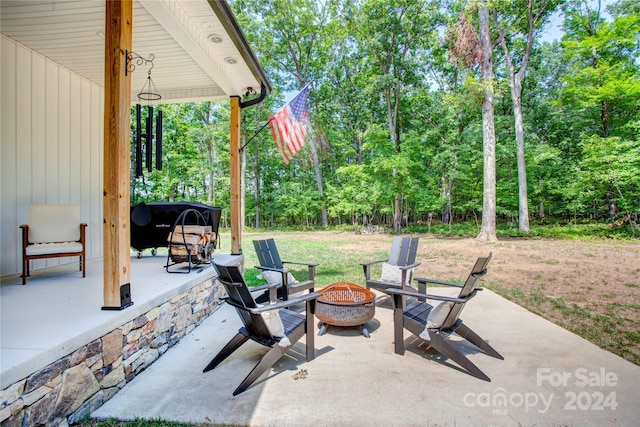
[125,50,155,76]
[125,50,161,101]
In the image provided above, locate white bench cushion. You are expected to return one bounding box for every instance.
[25,242,84,256]
[29,204,81,243]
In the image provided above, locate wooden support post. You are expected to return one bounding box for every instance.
[230,96,242,254]
[102,0,133,310]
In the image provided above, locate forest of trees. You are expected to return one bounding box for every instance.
[130,0,639,238]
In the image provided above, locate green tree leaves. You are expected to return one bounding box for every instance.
[129,0,639,236]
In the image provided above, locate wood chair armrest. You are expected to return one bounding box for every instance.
[248,282,282,303]
[361,259,385,280]
[398,262,420,271]
[244,291,322,314]
[20,224,29,248]
[248,282,281,293]
[384,287,471,304]
[255,265,290,273]
[254,266,292,291]
[79,223,87,244]
[360,259,385,267]
[414,277,464,288]
[254,265,316,299]
[282,261,317,281]
[282,260,318,267]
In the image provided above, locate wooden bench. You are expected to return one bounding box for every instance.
[20,204,87,284]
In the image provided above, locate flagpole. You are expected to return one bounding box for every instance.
[239,118,273,152]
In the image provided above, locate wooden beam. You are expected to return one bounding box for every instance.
[230,96,242,254]
[103,0,133,309]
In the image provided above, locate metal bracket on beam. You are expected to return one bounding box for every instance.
[126,50,155,77]
[101,283,134,310]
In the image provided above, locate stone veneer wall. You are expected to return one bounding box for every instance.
[0,277,223,427]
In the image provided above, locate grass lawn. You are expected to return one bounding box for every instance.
[232,230,640,366]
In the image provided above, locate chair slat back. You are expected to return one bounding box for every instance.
[440,253,492,330]
[29,204,81,243]
[458,253,492,298]
[253,238,284,270]
[213,263,272,338]
[388,236,419,267]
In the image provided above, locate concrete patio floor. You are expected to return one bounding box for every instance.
[92,288,640,427]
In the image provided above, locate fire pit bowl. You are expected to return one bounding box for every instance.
[316,282,376,337]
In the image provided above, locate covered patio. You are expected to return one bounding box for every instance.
[1,0,269,424]
[1,0,270,294]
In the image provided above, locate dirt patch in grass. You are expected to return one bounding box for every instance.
[247,231,640,364]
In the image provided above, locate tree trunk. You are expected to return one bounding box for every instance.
[476,2,498,242]
[203,105,214,205]
[394,192,402,233]
[355,133,363,165]
[443,177,453,225]
[600,100,609,137]
[387,87,402,234]
[169,183,176,203]
[207,145,214,204]
[498,0,544,234]
[512,78,530,232]
[309,137,328,228]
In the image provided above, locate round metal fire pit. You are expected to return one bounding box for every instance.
[316,282,375,337]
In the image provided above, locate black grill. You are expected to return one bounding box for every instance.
[130,202,222,253]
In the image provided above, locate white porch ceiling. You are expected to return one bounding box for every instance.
[0,0,268,103]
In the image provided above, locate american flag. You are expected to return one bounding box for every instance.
[268,86,311,165]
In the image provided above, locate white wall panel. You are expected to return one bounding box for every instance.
[1,37,18,276]
[31,54,46,204]
[16,45,32,210]
[56,67,72,266]
[69,74,82,205]
[15,44,33,273]
[90,84,104,258]
[45,61,59,204]
[80,79,93,256]
[1,36,105,277]
[30,54,48,272]
[58,68,71,205]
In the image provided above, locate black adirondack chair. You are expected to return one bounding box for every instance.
[384,253,503,382]
[204,262,321,395]
[361,236,420,293]
[253,238,317,301]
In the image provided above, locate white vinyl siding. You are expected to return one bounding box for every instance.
[1,35,104,277]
